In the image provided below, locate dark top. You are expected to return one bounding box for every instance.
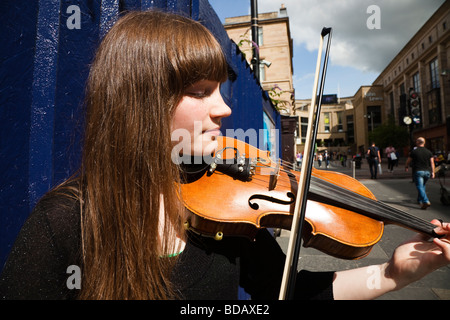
[368,146,379,159]
[410,147,433,172]
[0,187,334,300]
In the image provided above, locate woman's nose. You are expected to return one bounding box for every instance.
[210,89,231,119]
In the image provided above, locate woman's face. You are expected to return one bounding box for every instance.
[171,80,231,159]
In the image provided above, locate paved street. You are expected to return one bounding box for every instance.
[276,157,450,300]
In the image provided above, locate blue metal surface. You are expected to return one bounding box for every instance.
[28,0,61,215]
[0,0,280,269]
[0,0,39,267]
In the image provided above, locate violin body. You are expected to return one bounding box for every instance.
[180,136,385,260]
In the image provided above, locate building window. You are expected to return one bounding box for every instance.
[430,58,440,89]
[337,112,343,132]
[367,106,381,131]
[259,64,266,81]
[323,112,330,133]
[249,27,263,46]
[427,88,442,125]
[346,115,354,144]
[258,27,263,46]
[389,91,394,115]
[300,117,308,143]
[413,72,421,93]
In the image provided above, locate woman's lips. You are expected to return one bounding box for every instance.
[203,128,221,136]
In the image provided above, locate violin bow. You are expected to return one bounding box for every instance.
[279,27,332,300]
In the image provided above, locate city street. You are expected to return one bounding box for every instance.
[276,157,450,300]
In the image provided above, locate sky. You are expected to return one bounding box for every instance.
[209,0,445,99]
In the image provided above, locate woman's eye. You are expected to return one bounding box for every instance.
[187,91,207,98]
[186,89,211,98]
[185,81,218,98]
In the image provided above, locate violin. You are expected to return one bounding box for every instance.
[180,136,439,260]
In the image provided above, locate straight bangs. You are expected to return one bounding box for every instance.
[167,18,229,93]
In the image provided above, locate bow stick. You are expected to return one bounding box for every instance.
[279,27,332,300]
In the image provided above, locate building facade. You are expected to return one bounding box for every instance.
[373,1,450,154]
[294,95,355,155]
[224,4,295,115]
[295,2,450,157]
[222,2,450,159]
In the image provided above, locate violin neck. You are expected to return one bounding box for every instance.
[308,176,437,237]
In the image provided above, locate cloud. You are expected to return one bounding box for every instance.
[258,0,445,73]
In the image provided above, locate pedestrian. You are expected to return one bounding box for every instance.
[324,151,330,168]
[366,142,381,179]
[405,137,435,210]
[385,145,396,172]
[317,153,323,167]
[1,10,450,301]
[296,152,302,169]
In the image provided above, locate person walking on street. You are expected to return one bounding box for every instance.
[405,137,435,210]
[296,152,302,170]
[367,142,381,179]
[324,151,330,168]
[385,145,396,173]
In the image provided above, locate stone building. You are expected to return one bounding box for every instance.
[373,1,450,154]
[223,2,450,158]
[224,4,295,114]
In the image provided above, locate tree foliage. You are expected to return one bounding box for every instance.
[368,117,409,150]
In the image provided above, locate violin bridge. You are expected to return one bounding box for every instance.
[268,160,281,191]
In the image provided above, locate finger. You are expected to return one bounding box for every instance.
[433,239,450,267]
[431,220,450,236]
[433,238,450,262]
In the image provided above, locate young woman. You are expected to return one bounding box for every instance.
[1,10,449,300]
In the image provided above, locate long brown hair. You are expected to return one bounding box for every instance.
[77,10,228,299]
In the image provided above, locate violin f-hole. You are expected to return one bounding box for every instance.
[248,192,296,210]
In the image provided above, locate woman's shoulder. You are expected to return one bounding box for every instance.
[31,179,82,251]
[36,179,80,219]
[0,179,82,299]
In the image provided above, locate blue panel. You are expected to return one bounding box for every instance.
[120,0,142,11]
[28,0,61,210]
[0,0,39,267]
[100,0,120,38]
[52,0,103,187]
[141,0,160,11]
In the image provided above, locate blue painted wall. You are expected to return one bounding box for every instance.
[0,0,280,267]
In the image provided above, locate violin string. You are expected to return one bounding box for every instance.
[310,176,428,228]
[309,176,434,234]
[261,163,434,232]
[252,161,433,232]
